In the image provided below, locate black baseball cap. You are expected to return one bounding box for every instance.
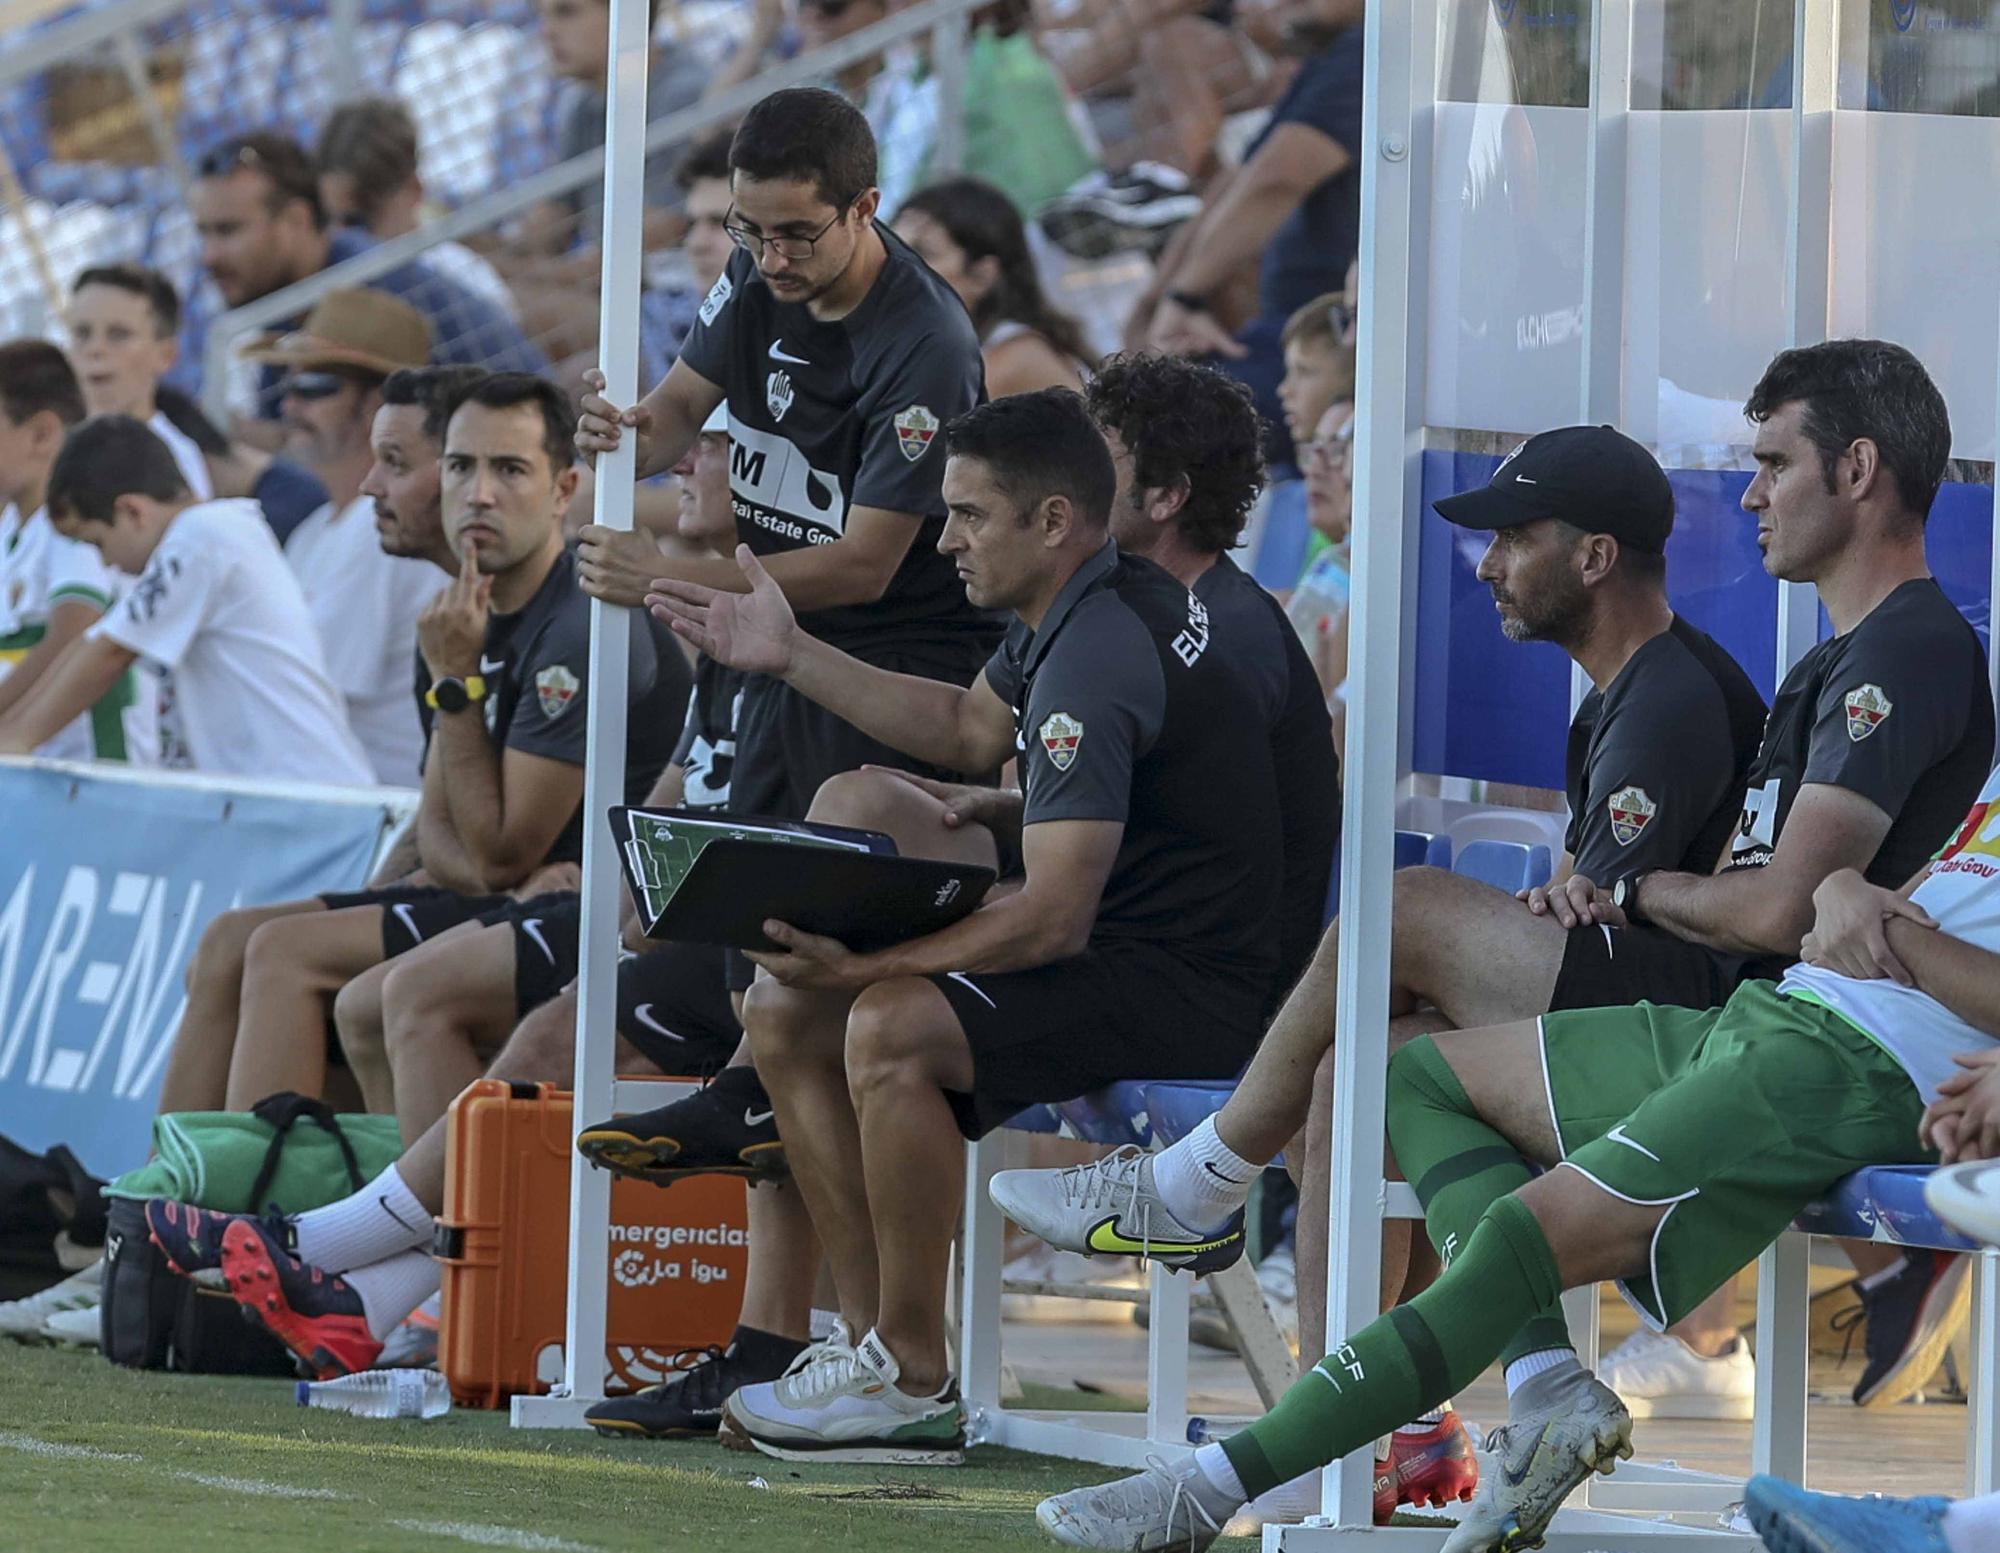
[1432,425,1674,553]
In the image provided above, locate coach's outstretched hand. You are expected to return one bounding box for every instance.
[648,544,796,677]
[575,368,654,471]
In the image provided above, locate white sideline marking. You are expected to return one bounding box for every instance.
[180,1471,341,1499]
[0,1431,140,1462]
[390,1520,600,1552]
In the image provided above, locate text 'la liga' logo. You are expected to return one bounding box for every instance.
[1844,683,1893,743]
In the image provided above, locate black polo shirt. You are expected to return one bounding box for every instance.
[1564,614,1767,886]
[670,653,745,812]
[980,543,1283,990]
[675,226,997,656]
[1728,578,1992,889]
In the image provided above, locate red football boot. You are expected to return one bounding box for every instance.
[1388,1411,1480,1511]
[218,1218,382,1379]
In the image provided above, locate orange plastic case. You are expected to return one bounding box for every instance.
[437,1079,747,1408]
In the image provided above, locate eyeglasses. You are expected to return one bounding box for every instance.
[278,370,351,401]
[723,203,851,262]
[1301,407,1356,467]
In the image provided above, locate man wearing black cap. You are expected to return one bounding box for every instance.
[992,420,1766,1519]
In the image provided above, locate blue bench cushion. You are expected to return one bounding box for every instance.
[1794,1165,1976,1252]
[1050,1082,1155,1147]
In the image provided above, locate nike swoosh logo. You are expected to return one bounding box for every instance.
[378,1194,421,1234]
[631,1003,685,1041]
[768,341,809,365]
[519,918,555,965]
[744,1108,775,1126]
[1501,1423,1550,1488]
[392,902,422,943]
[1084,1215,1238,1258]
[1604,1123,1660,1162]
[480,656,506,675]
[1202,1161,1248,1184]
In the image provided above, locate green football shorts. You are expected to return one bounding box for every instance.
[1539,978,1933,1331]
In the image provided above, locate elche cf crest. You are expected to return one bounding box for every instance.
[1039,711,1083,770]
[1607,785,1656,847]
[894,404,938,462]
[1844,683,1893,742]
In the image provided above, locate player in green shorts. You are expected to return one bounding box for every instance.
[1036,766,2000,1553]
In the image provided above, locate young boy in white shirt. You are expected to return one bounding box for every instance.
[66,264,213,501]
[0,340,153,762]
[0,415,372,786]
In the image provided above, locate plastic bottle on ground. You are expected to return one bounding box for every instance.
[296,1369,452,1419]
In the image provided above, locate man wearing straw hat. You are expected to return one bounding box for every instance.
[244,288,443,787]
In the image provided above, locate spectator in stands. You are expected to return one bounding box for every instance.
[0,341,154,763]
[315,96,519,323]
[995,415,1769,1521]
[187,373,678,1115]
[245,289,444,787]
[998,340,1995,1443]
[1033,757,2000,1553]
[153,385,329,546]
[0,416,370,785]
[893,176,1093,396]
[1275,294,1356,704]
[66,265,212,500]
[184,131,546,430]
[636,130,738,389]
[631,390,1285,1464]
[1133,0,1364,471]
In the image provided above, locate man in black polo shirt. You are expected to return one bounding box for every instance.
[639,390,1283,1463]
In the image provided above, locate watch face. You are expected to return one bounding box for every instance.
[433,678,468,713]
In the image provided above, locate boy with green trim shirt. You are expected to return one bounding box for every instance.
[0,340,152,762]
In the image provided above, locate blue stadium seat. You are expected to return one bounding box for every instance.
[1003,1104,1065,1135]
[1394,830,1431,870]
[1794,1165,1979,1253]
[1452,839,1552,895]
[1143,1082,1235,1148]
[1051,1081,1154,1147]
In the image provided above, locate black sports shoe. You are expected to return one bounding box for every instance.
[576,1065,786,1183]
[586,1334,805,1438]
[1852,1249,1971,1407]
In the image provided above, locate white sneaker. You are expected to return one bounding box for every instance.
[1442,1374,1632,1553]
[989,1147,1245,1272]
[1927,1159,2000,1248]
[0,1260,103,1341]
[723,1327,965,1465]
[39,1301,102,1348]
[1037,1454,1237,1550]
[1599,1329,1754,1420]
[1003,1243,1145,1323]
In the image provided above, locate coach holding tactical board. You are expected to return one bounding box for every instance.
[576,88,1002,981]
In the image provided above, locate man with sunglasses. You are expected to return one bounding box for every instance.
[247,289,443,787]
[575,86,999,1161]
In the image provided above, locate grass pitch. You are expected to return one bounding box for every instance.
[0,1343,1257,1553]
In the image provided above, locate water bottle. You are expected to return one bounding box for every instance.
[296,1369,452,1419]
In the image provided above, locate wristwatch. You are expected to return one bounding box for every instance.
[425,674,487,714]
[1611,872,1654,925]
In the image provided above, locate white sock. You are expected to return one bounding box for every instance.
[344,1250,442,1341]
[293,1164,433,1273]
[1395,1404,1449,1432]
[1150,1118,1260,1233]
[1504,1348,1576,1396]
[1945,1494,2000,1553]
[1245,1467,1318,1517]
[810,1307,843,1341]
[1857,1254,1909,1294]
[1193,1441,1247,1504]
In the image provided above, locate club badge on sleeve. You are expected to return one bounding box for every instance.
[1039,712,1083,771]
[1607,785,1656,847]
[536,664,581,720]
[1843,684,1893,742]
[894,405,939,463]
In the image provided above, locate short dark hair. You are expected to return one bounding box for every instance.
[0,339,87,429]
[677,128,735,191]
[944,389,1113,529]
[1086,354,1266,554]
[46,415,190,523]
[197,132,325,229]
[153,384,231,457]
[315,97,420,227]
[384,365,490,448]
[73,263,181,337]
[729,88,876,211]
[1744,339,1951,520]
[441,372,575,471]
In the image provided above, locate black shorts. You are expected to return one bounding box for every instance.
[318,884,510,960]
[1547,922,1747,1013]
[476,892,581,1017]
[725,642,995,991]
[927,941,1267,1140]
[617,940,741,1077]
